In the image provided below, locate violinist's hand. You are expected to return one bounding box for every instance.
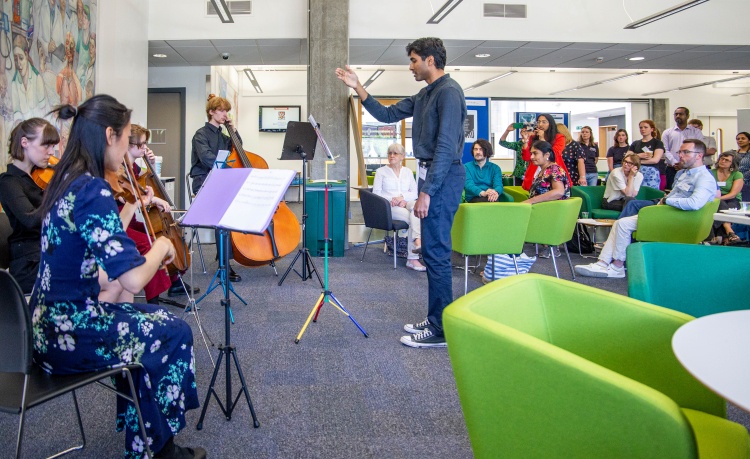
[144,147,156,165]
[140,186,155,206]
[151,196,172,213]
[155,237,176,267]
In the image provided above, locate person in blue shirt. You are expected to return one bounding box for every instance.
[336,37,466,348]
[464,139,503,202]
[576,139,717,279]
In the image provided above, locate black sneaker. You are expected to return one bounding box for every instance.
[400,328,447,348]
[403,318,430,334]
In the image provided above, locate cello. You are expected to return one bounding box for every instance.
[224,121,301,267]
[135,157,191,275]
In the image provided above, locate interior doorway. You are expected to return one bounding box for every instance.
[147,89,186,208]
[598,125,617,157]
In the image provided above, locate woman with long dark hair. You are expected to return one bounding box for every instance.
[31,95,205,459]
[520,114,569,190]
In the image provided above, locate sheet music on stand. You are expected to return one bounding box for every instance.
[308,114,335,161]
[182,168,296,234]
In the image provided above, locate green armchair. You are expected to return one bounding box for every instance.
[571,185,665,219]
[444,274,750,459]
[503,186,529,202]
[451,202,531,294]
[633,199,720,243]
[628,242,750,317]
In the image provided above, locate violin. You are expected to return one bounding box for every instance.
[31,155,59,189]
[224,121,301,267]
[138,158,191,274]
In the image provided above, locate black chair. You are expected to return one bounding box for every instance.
[0,212,11,270]
[0,270,154,458]
[359,189,409,269]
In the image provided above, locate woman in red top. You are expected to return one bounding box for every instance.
[521,113,569,190]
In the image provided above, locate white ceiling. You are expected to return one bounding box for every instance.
[148,38,750,71]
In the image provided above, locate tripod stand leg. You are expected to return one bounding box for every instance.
[312,294,327,322]
[329,293,368,338]
[229,349,260,428]
[295,292,325,343]
[306,252,324,288]
[196,346,228,430]
[278,248,304,286]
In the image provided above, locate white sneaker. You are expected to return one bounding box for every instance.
[575,262,610,278]
[606,265,626,278]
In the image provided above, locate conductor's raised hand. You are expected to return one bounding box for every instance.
[335,66,361,89]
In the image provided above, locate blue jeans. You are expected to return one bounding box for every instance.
[419,162,465,335]
[585,172,599,186]
[618,199,659,219]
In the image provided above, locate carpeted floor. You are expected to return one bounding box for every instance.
[2,225,748,458]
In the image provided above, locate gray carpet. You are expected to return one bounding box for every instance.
[1,232,748,458]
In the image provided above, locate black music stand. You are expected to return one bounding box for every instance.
[278,121,324,288]
[182,167,295,431]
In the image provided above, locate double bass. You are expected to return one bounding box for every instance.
[224,122,301,267]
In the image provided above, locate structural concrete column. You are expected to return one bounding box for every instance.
[308,0,349,181]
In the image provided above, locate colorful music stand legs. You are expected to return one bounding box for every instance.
[295,159,368,343]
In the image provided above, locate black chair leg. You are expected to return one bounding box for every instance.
[361,228,373,262]
[15,375,30,459]
[392,231,397,269]
[123,368,153,459]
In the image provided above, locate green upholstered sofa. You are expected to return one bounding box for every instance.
[571,185,665,219]
[627,242,750,317]
[444,274,750,459]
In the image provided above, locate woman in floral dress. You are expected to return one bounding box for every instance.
[30,95,205,459]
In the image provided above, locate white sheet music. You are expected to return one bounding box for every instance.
[218,169,296,233]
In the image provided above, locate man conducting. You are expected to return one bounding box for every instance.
[336,37,466,348]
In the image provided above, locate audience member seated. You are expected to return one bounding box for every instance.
[601,153,643,212]
[525,140,571,258]
[372,143,424,271]
[710,151,744,245]
[0,118,59,293]
[575,139,717,279]
[464,139,503,202]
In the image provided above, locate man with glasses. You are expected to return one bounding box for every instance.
[576,139,717,279]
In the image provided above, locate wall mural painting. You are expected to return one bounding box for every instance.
[0,0,97,172]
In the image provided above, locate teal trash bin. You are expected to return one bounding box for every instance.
[305,181,346,257]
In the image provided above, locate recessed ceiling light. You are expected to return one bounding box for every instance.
[153,53,167,58]
[628,57,645,61]
[475,53,491,58]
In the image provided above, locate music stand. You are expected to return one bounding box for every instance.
[278,121,324,288]
[294,115,368,343]
[182,167,296,430]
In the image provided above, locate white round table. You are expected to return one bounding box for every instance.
[672,310,750,412]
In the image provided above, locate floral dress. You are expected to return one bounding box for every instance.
[529,163,571,200]
[561,141,584,185]
[29,174,199,458]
